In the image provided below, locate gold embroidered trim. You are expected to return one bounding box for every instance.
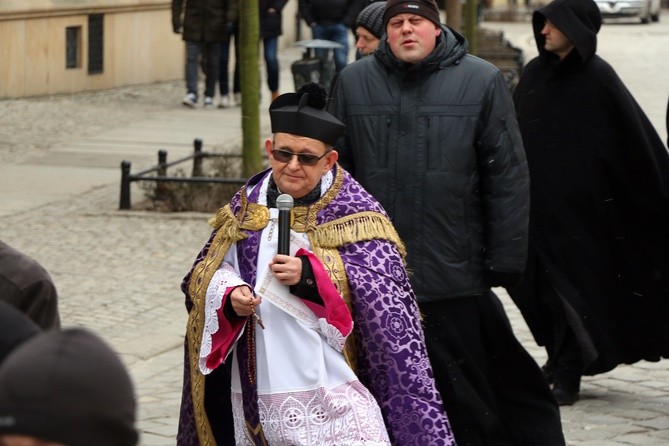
[244,420,269,445]
[188,206,247,445]
[186,168,406,439]
[310,245,358,372]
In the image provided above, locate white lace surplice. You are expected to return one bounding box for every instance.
[201,202,390,446]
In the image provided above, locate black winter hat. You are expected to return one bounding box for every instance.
[383,0,441,28]
[0,328,138,446]
[356,2,387,39]
[270,82,344,146]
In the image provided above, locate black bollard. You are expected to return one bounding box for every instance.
[120,160,132,210]
[192,138,203,177]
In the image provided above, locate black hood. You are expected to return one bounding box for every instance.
[533,0,601,67]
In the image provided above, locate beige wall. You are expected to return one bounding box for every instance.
[0,0,304,99]
[0,1,185,98]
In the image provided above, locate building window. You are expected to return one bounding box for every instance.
[88,14,104,74]
[65,26,81,69]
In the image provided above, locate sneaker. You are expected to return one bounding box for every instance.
[218,95,231,108]
[204,97,214,109]
[182,93,197,108]
[234,93,242,106]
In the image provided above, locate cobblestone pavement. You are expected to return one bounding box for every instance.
[1,16,668,446]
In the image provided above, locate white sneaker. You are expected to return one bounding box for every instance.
[234,93,242,106]
[182,93,197,108]
[204,97,214,109]
[218,95,231,108]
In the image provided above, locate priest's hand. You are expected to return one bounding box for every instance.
[270,255,302,286]
[230,285,260,317]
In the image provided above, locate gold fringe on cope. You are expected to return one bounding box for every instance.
[310,212,407,259]
[186,187,407,442]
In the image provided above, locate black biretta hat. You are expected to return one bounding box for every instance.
[269,82,345,146]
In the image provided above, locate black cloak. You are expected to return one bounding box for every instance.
[510,0,669,375]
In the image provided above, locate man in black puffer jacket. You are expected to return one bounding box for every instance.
[329,1,565,445]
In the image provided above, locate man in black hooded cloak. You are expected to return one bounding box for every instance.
[511,0,669,406]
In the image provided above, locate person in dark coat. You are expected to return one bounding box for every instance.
[0,300,39,365]
[218,0,240,109]
[354,1,386,58]
[0,328,138,446]
[172,0,236,108]
[511,0,669,406]
[260,0,288,101]
[329,1,566,445]
[298,0,365,72]
[0,239,60,330]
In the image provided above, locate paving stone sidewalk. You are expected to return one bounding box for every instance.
[1,21,668,446]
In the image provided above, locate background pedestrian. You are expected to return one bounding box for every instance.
[260,0,289,102]
[298,0,365,72]
[218,0,241,108]
[510,0,669,406]
[172,0,233,108]
[0,239,60,330]
[354,1,386,58]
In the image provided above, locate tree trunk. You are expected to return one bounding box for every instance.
[463,0,478,55]
[239,0,263,177]
[444,0,462,32]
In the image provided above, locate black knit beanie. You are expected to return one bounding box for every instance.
[356,2,387,39]
[0,328,138,446]
[383,0,441,28]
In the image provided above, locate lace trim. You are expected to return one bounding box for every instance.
[199,264,246,374]
[232,381,390,446]
[316,318,347,352]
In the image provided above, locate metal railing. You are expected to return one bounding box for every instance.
[119,138,247,210]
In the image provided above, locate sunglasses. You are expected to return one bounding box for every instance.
[271,148,330,166]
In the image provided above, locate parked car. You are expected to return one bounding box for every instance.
[594,0,661,23]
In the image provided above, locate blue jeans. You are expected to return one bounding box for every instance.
[185,41,220,99]
[263,37,279,93]
[219,28,240,96]
[312,23,349,72]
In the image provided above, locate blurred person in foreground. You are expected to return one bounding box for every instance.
[0,300,39,365]
[177,82,456,445]
[0,239,60,330]
[329,1,566,444]
[510,0,669,405]
[0,328,137,446]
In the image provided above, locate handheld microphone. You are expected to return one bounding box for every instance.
[276,194,294,255]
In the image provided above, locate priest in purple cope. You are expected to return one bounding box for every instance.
[177,82,456,446]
